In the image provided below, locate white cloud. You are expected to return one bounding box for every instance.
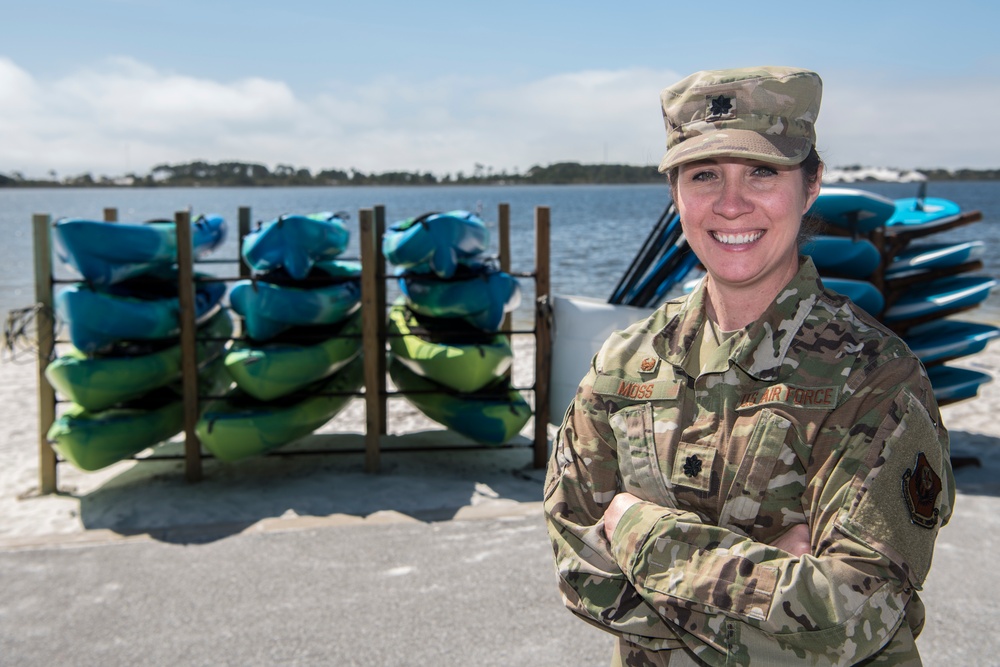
[0,57,996,180]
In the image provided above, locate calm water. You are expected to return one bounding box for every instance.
[0,182,997,329]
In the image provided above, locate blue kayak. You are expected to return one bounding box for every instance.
[926,365,992,405]
[807,188,897,233]
[886,241,984,276]
[398,263,521,332]
[884,196,963,237]
[383,210,489,279]
[241,211,350,280]
[228,261,362,341]
[801,236,881,279]
[903,320,1000,366]
[821,278,885,317]
[882,275,998,324]
[56,269,227,353]
[54,215,227,286]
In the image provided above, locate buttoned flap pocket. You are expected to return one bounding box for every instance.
[645,536,779,621]
[609,402,677,507]
[719,409,796,534]
[836,392,947,587]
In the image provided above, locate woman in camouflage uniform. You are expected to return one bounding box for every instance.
[543,66,954,666]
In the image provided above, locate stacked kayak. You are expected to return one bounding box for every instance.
[804,186,995,404]
[228,260,362,341]
[241,211,350,280]
[383,210,530,444]
[214,211,364,460]
[53,214,227,286]
[45,214,233,470]
[198,355,363,462]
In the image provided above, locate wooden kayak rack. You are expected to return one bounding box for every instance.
[30,203,552,494]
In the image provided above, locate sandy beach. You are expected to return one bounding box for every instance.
[2,330,1000,663]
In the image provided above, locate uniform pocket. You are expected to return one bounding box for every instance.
[719,409,794,535]
[610,402,677,508]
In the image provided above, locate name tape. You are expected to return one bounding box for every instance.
[593,375,681,401]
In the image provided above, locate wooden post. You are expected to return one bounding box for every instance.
[103,208,117,223]
[175,211,202,482]
[533,206,551,469]
[33,214,57,494]
[238,206,252,279]
[359,209,381,472]
[373,205,388,436]
[498,203,512,335]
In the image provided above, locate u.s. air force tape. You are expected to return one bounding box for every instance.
[737,383,840,410]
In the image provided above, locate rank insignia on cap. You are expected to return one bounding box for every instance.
[639,356,659,374]
[707,94,734,118]
[902,452,942,529]
[683,454,702,478]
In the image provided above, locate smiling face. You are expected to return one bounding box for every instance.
[674,157,822,308]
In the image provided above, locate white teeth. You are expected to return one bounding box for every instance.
[712,231,763,245]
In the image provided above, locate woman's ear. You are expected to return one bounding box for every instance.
[804,163,824,212]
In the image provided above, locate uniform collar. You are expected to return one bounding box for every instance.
[653,257,823,381]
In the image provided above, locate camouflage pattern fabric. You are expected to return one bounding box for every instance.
[658,66,821,172]
[544,257,954,666]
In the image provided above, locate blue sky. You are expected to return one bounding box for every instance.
[2,0,998,178]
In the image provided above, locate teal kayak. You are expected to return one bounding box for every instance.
[53,214,227,286]
[45,309,233,412]
[800,236,881,280]
[242,211,351,280]
[47,360,232,472]
[225,310,363,401]
[55,268,227,353]
[383,210,489,278]
[197,355,364,462]
[228,261,362,341]
[388,356,531,445]
[398,263,521,332]
[387,302,512,393]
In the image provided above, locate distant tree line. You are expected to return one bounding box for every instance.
[1,160,998,188]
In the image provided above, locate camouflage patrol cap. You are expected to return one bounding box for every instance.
[658,66,822,172]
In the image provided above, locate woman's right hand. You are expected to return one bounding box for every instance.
[770,523,811,557]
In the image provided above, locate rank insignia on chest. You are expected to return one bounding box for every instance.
[638,356,659,374]
[682,454,702,478]
[902,452,942,529]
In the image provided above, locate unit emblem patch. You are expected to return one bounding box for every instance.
[902,452,942,529]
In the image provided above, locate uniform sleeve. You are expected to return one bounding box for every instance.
[607,357,955,665]
[543,364,685,649]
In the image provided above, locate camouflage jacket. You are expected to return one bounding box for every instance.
[544,258,955,666]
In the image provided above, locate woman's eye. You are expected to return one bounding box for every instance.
[691,170,715,182]
[752,166,778,177]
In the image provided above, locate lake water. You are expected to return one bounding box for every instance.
[0,181,997,332]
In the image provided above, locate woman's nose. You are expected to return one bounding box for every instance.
[712,179,754,219]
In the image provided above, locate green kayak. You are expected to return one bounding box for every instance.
[225,310,362,401]
[388,356,531,445]
[387,302,512,394]
[197,355,364,462]
[47,360,232,472]
[45,309,233,412]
